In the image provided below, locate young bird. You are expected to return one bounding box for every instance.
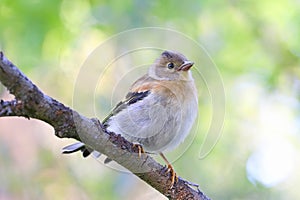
[63,50,198,185]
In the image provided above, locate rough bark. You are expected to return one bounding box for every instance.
[0,51,210,200]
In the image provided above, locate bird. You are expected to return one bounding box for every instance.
[62,50,198,186]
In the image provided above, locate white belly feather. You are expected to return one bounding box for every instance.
[106,81,198,153]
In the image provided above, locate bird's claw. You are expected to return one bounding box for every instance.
[165,164,178,187]
[132,143,145,157]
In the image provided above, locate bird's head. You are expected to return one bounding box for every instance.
[148,50,194,81]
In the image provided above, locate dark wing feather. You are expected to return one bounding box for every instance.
[102,90,150,126]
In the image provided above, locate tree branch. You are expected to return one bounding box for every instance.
[0,51,210,200]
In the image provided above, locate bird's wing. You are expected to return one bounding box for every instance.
[102,74,157,126]
[102,90,151,126]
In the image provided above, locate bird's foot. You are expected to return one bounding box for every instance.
[165,164,178,187]
[132,143,145,157]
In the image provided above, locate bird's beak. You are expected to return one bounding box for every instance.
[178,61,194,71]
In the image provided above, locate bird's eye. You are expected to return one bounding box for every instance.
[167,62,174,69]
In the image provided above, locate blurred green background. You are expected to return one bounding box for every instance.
[0,0,300,199]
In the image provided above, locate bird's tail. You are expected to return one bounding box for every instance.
[62,142,96,157]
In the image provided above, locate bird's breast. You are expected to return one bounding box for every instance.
[106,81,198,153]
